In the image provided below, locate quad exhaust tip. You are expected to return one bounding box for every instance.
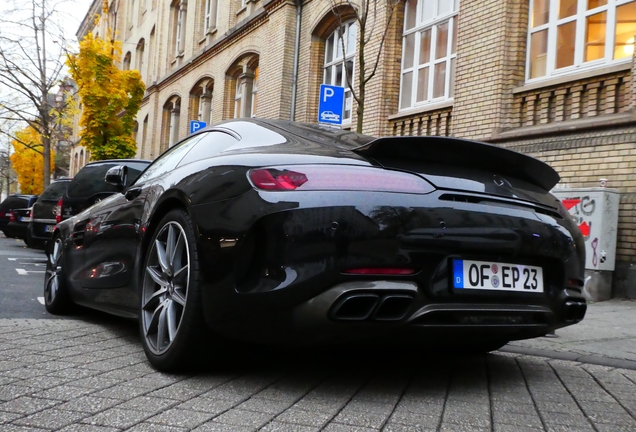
[564,301,587,322]
[330,293,414,322]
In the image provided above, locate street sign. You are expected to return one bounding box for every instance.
[190,120,207,134]
[318,84,344,125]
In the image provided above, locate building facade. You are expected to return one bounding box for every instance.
[71,0,636,297]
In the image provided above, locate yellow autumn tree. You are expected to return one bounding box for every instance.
[66,31,145,160]
[10,126,55,195]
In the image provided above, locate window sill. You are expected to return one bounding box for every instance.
[514,62,631,94]
[199,27,218,46]
[491,112,636,141]
[388,99,454,121]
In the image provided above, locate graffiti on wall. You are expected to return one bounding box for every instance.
[561,195,603,267]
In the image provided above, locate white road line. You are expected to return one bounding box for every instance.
[37,297,44,305]
[16,269,45,275]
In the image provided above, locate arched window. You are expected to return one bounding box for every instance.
[323,21,357,124]
[190,79,214,125]
[227,54,259,119]
[136,38,145,76]
[123,52,132,70]
[162,96,181,151]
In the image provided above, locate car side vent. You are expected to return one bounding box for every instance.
[439,193,562,219]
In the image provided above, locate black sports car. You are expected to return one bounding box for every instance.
[45,119,587,371]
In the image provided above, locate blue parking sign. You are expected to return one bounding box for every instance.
[190,120,207,134]
[318,84,344,125]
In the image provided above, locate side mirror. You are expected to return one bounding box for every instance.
[104,165,128,189]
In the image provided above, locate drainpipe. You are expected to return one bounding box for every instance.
[290,0,303,121]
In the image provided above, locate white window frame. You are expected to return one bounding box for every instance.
[250,67,258,118]
[399,0,458,112]
[527,0,636,82]
[323,21,357,125]
[234,79,243,119]
[204,0,218,33]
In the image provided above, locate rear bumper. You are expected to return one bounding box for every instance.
[193,189,586,345]
[29,221,55,242]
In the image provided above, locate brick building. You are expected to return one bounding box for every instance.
[71,0,636,297]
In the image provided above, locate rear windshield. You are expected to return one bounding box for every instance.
[0,196,28,211]
[67,162,149,198]
[39,181,69,201]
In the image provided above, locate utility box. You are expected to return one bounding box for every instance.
[552,187,620,301]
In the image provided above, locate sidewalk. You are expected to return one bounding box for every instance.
[505,298,636,369]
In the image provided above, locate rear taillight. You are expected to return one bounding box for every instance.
[55,198,62,223]
[26,209,32,222]
[248,165,435,194]
[9,212,15,222]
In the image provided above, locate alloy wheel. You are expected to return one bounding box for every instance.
[44,238,63,305]
[141,221,190,355]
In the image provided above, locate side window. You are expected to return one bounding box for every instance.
[177,131,238,167]
[134,133,208,184]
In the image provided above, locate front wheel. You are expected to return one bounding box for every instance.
[44,235,74,314]
[139,209,209,372]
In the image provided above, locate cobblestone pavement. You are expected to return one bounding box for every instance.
[506,299,636,369]
[1,316,636,431]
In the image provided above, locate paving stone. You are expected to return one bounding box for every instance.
[116,395,178,413]
[127,423,190,432]
[58,396,122,414]
[57,425,121,432]
[146,407,215,428]
[211,408,273,428]
[82,407,151,429]
[259,421,320,432]
[334,407,389,428]
[236,397,293,415]
[0,395,61,414]
[322,423,377,432]
[12,407,88,429]
[275,407,333,427]
[30,384,97,401]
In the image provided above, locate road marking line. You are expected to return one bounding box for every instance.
[37,297,44,305]
[16,269,45,275]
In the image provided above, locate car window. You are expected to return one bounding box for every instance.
[177,132,238,167]
[134,133,207,184]
[0,197,28,210]
[38,181,69,201]
[67,162,149,198]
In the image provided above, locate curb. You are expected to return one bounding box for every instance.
[501,345,636,370]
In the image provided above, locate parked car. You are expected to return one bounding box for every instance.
[57,159,150,223]
[44,118,587,372]
[3,207,33,242]
[27,179,72,248]
[0,194,38,238]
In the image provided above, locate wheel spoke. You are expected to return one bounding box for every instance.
[166,300,178,342]
[155,239,170,275]
[156,302,169,349]
[173,264,188,282]
[166,225,176,271]
[142,286,168,311]
[171,232,184,273]
[146,266,167,287]
[172,286,186,307]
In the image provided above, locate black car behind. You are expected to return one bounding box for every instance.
[28,179,72,248]
[58,160,150,223]
[0,194,38,238]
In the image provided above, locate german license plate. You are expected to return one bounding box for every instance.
[19,217,29,222]
[45,225,55,233]
[453,259,544,292]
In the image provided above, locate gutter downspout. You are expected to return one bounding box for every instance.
[290,0,303,121]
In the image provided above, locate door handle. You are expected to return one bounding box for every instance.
[124,187,142,201]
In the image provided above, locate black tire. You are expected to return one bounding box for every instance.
[44,235,74,314]
[139,209,209,372]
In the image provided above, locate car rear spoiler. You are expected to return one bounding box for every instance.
[352,136,560,191]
